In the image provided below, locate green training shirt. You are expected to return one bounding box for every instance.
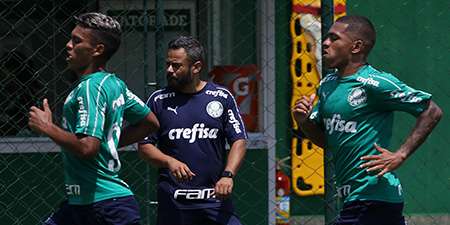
[310,65,431,203]
[61,71,150,205]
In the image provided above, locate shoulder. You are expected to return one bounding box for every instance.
[82,72,121,93]
[356,66,402,91]
[319,72,339,86]
[101,73,128,91]
[89,72,116,84]
[204,82,234,101]
[317,72,338,95]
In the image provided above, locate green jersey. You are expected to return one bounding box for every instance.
[61,71,150,205]
[310,65,431,203]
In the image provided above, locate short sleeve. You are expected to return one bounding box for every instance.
[74,80,106,139]
[124,88,151,125]
[371,74,431,116]
[138,92,159,145]
[221,88,247,144]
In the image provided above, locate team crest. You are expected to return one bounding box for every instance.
[348,87,367,106]
[206,101,223,118]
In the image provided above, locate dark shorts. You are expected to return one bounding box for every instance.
[335,200,406,225]
[43,196,141,225]
[157,206,242,225]
[156,180,241,225]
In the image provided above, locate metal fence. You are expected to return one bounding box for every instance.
[0,0,449,225]
[0,1,272,224]
[281,1,450,224]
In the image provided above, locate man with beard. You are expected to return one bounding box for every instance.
[138,36,247,225]
[28,12,159,225]
[292,15,442,225]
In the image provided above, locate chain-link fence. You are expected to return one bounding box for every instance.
[0,1,271,224]
[280,1,450,224]
[0,0,448,225]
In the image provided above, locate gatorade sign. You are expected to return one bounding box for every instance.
[209,65,259,132]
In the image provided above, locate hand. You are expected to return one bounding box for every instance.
[360,143,407,177]
[166,157,195,182]
[292,94,316,124]
[29,99,53,135]
[214,177,233,199]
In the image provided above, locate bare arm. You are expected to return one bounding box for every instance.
[138,143,195,181]
[361,100,443,176]
[138,143,172,168]
[397,100,442,159]
[215,139,247,199]
[28,99,100,159]
[118,112,160,148]
[292,94,326,148]
[223,139,247,176]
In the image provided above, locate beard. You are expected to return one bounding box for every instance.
[167,70,194,90]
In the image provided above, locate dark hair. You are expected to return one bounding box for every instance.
[168,36,204,64]
[336,15,376,54]
[74,12,122,61]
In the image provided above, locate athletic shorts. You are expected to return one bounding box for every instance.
[334,200,406,225]
[157,206,242,225]
[156,181,241,225]
[43,195,141,225]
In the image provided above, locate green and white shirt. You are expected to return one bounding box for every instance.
[61,71,150,205]
[310,65,431,203]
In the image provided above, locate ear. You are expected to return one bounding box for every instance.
[351,40,364,54]
[92,43,105,57]
[191,61,202,74]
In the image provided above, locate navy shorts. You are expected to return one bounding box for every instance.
[43,196,141,225]
[157,206,242,225]
[335,200,406,225]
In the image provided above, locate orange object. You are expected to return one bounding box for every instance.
[209,65,260,132]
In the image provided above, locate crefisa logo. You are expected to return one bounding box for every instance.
[348,87,367,107]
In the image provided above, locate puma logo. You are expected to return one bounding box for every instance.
[167,106,178,115]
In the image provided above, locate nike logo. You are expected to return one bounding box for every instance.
[167,106,178,115]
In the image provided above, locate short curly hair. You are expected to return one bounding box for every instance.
[74,12,122,60]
